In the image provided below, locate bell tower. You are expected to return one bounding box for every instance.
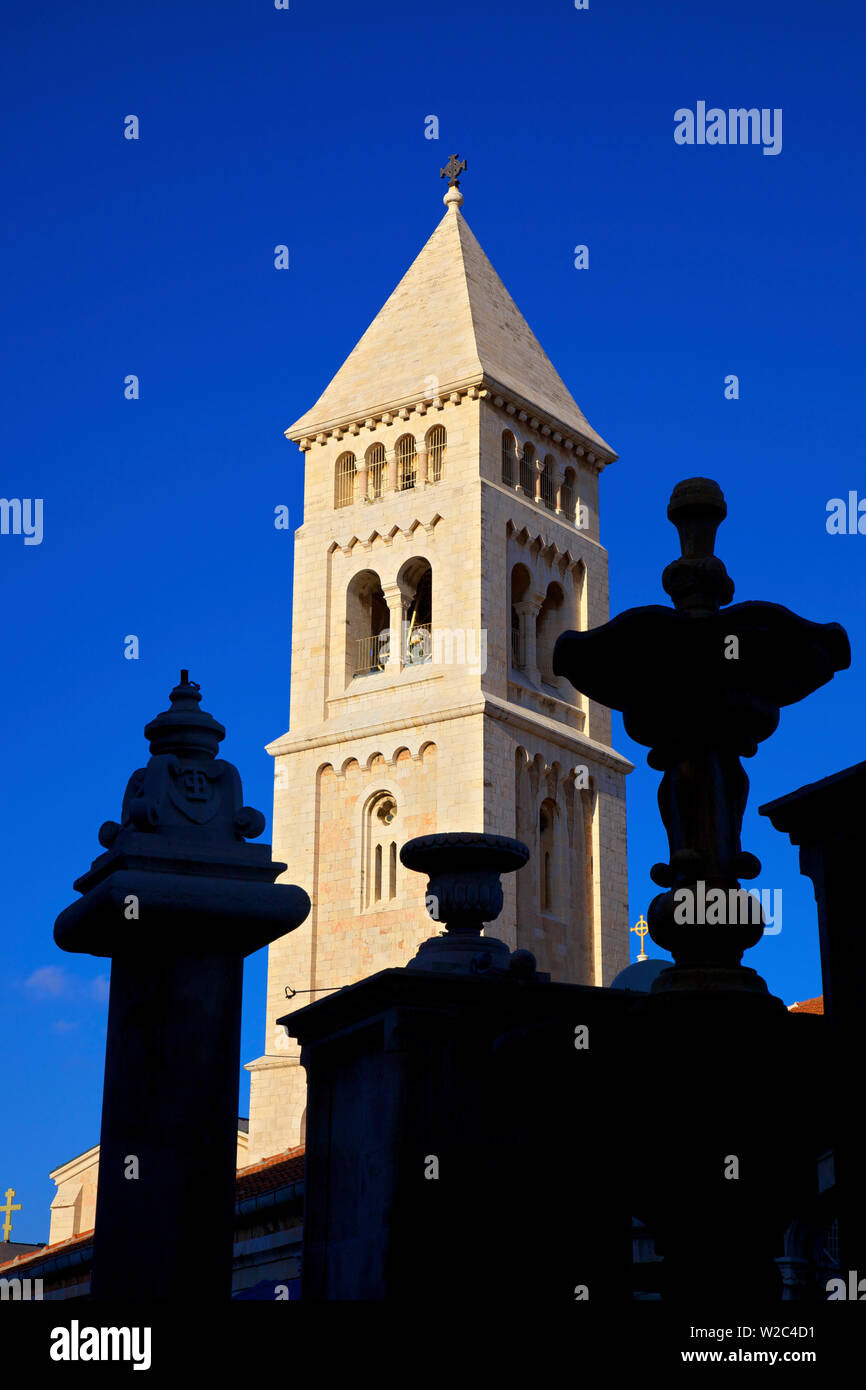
[246,164,632,1161]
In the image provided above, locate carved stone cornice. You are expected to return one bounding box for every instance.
[283,371,617,471]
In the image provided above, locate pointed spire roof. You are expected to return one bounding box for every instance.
[286,195,615,459]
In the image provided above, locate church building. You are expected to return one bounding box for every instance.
[245,163,632,1163]
[7,167,633,1288]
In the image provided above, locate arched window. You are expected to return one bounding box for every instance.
[501,430,517,486]
[561,467,575,522]
[398,557,433,666]
[367,443,386,500]
[335,451,356,509]
[541,455,555,510]
[519,442,535,496]
[428,425,446,482]
[364,791,398,907]
[536,581,565,684]
[397,434,417,491]
[346,570,390,679]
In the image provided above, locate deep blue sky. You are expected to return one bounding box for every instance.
[2,0,864,1243]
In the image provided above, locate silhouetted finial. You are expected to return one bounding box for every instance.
[662,477,735,614]
[440,153,466,188]
[143,672,224,759]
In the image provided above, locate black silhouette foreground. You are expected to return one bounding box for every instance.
[53,480,860,1302]
[54,673,310,1299]
[286,479,853,1303]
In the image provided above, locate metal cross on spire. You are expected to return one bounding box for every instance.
[440,154,467,188]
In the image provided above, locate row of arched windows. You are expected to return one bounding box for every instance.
[501,430,576,519]
[335,428,447,509]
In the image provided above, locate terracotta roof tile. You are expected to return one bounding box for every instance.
[0,1227,94,1274]
[788,995,824,1014]
[236,1146,305,1198]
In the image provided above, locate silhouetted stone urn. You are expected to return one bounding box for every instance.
[400,831,539,976]
[554,479,850,992]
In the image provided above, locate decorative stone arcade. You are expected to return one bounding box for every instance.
[54,673,310,1300]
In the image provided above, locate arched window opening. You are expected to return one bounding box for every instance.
[541,455,555,510]
[536,581,565,684]
[428,426,446,482]
[347,570,390,679]
[364,791,398,909]
[397,435,417,492]
[501,430,517,486]
[519,442,535,496]
[367,443,386,500]
[399,557,433,666]
[561,468,575,522]
[335,452,356,509]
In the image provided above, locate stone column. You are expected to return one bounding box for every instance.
[515,597,543,683]
[514,440,526,494]
[54,673,310,1300]
[356,459,368,502]
[417,439,429,486]
[554,467,564,516]
[386,448,398,494]
[534,457,544,504]
[381,582,404,671]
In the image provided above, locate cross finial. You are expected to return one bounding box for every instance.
[631,914,650,962]
[440,154,466,189]
[2,1188,22,1242]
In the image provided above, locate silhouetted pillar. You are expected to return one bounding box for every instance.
[54,672,310,1299]
[761,764,866,1283]
[287,832,633,1300]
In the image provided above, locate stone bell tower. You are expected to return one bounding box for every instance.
[246,161,632,1161]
